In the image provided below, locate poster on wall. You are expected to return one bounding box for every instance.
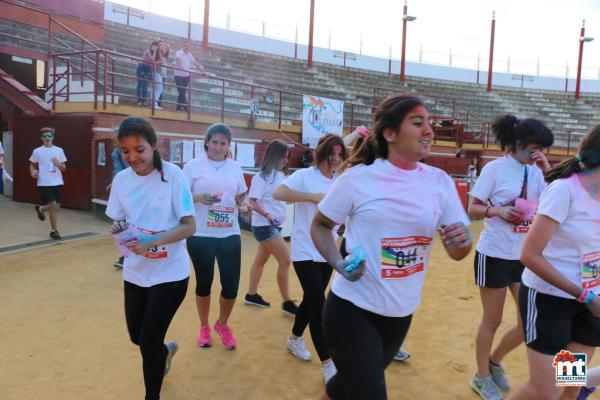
[194,140,205,159]
[170,140,182,163]
[236,143,255,167]
[302,95,344,148]
[230,141,236,160]
[182,140,193,163]
[97,142,106,166]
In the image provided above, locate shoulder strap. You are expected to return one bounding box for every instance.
[518,165,528,199]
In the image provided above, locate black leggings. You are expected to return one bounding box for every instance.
[291,260,333,361]
[323,292,412,400]
[124,278,188,400]
[186,235,241,299]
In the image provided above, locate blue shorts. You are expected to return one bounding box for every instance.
[251,225,281,243]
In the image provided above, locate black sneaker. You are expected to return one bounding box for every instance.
[282,300,298,316]
[35,205,45,221]
[50,230,61,240]
[113,256,124,269]
[244,293,270,308]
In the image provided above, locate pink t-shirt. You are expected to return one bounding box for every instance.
[174,49,196,77]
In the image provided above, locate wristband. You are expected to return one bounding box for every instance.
[584,290,597,305]
[576,288,595,304]
[576,289,588,303]
[484,205,492,218]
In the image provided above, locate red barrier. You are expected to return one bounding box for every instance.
[454,180,470,211]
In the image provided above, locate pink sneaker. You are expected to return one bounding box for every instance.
[214,321,236,350]
[197,325,212,347]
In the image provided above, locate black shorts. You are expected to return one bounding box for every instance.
[39,185,62,204]
[474,250,524,288]
[519,284,600,355]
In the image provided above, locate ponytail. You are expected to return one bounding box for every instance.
[545,157,582,183]
[545,124,600,183]
[343,93,424,171]
[492,114,553,152]
[153,149,166,182]
[492,114,519,152]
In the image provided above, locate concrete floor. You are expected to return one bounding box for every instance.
[0,195,110,252]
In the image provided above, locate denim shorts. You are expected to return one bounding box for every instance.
[251,225,282,243]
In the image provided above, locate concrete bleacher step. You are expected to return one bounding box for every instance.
[3,17,595,143]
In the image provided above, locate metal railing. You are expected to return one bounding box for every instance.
[47,48,373,131]
[372,86,581,153]
[0,0,115,100]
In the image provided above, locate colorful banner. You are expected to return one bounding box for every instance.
[302,95,344,148]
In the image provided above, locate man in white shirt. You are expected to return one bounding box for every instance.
[174,41,205,112]
[29,127,67,240]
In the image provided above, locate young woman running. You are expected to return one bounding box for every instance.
[508,126,600,400]
[468,115,554,400]
[106,117,195,400]
[273,133,347,383]
[311,94,472,400]
[245,139,298,315]
[183,123,249,350]
[343,124,411,362]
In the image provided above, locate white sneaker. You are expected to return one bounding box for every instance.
[393,347,410,362]
[470,374,504,400]
[286,336,312,361]
[155,104,163,110]
[322,361,337,384]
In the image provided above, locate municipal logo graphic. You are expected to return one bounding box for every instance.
[553,350,587,386]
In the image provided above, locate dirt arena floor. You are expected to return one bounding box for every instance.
[1,217,598,399]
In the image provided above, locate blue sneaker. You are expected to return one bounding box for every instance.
[577,387,596,400]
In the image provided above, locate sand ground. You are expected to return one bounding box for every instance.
[0,197,597,399]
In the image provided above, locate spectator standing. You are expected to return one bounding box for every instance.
[174,41,204,112]
[136,42,159,106]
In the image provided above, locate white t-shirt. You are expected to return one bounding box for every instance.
[249,170,286,227]
[319,159,469,317]
[29,145,67,187]
[106,161,195,287]
[522,174,600,299]
[0,141,4,156]
[470,156,546,260]
[281,166,337,262]
[174,49,196,77]
[183,155,247,238]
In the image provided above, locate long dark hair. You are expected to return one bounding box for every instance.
[117,116,166,182]
[149,41,161,61]
[545,125,600,183]
[203,123,232,159]
[259,140,289,179]
[314,134,347,167]
[345,93,424,169]
[492,114,554,153]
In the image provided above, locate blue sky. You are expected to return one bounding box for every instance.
[113,0,600,78]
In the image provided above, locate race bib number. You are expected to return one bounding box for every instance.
[581,251,600,292]
[512,219,532,234]
[207,206,234,228]
[380,236,432,279]
[138,227,168,259]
